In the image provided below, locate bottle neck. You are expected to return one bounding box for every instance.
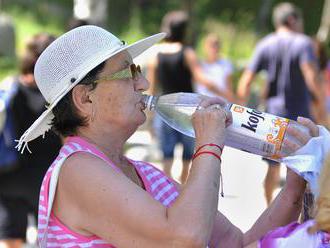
[143,94,232,112]
[142,95,157,111]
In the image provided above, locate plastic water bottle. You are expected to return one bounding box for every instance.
[143,92,311,161]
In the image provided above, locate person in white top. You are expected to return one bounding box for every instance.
[196,33,235,102]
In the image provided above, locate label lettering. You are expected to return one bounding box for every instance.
[241,109,265,132]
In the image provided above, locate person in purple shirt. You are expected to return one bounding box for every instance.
[237,2,328,206]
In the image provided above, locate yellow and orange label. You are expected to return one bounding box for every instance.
[266,118,289,159]
[226,104,289,159]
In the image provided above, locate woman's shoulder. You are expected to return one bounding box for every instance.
[55,140,121,186]
[61,151,113,179]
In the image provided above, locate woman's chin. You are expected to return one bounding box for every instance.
[137,114,147,126]
[130,113,146,128]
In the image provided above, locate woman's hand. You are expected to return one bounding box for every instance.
[283,117,319,154]
[284,117,319,196]
[192,97,232,148]
[297,116,319,137]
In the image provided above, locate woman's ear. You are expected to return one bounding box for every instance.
[72,85,93,115]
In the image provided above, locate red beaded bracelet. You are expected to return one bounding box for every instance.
[192,151,222,162]
[195,143,223,154]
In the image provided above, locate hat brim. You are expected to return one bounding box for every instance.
[16,32,166,152]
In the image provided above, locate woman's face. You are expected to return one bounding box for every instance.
[90,51,149,132]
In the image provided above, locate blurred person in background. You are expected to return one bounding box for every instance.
[237,2,327,206]
[294,38,329,222]
[311,39,330,120]
[0,33,62,248]
[147,10,228,183]
[195,33,235,102]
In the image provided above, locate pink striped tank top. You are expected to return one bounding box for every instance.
[38,136,179,247]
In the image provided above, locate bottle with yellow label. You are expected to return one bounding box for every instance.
[143,92,311,161]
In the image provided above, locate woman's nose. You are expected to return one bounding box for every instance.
[134,74,149,92]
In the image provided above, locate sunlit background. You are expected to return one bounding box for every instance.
[0,0,329,247]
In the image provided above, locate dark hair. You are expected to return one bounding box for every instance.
[51,61,105,137]
[272,2,302,28]
[20,33,56,74]
[161,10,189,42]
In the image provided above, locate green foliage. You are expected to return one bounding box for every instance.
[8,6,64,54]
[0,0,326,83]
[197,18,257,61]
[0,57,17,81]
[120,5,146,44]
[0,1,67,81]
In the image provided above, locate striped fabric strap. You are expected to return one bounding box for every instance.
[40,157,66,248]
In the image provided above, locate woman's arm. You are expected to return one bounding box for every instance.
[207,169,305,248]
[236,69,257,105]
[243,169,306,245]
[209,117,320,247]
[301,61,328,125]
[225,73,236,103]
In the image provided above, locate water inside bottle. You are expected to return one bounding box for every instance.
[156,103,197,138]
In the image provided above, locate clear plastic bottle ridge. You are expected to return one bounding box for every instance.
[143,92,311,161]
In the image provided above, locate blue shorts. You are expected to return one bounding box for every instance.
[154,115,194,160]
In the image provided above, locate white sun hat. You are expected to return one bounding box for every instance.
[16,25,165,153]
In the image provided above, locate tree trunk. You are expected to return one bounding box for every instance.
[256,0,274,34]
[73,0,108,28]
[317,0,330,43]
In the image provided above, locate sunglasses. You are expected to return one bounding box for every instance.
[94,63,142,83]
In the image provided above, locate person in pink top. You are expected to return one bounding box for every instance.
[16,25,321,247]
